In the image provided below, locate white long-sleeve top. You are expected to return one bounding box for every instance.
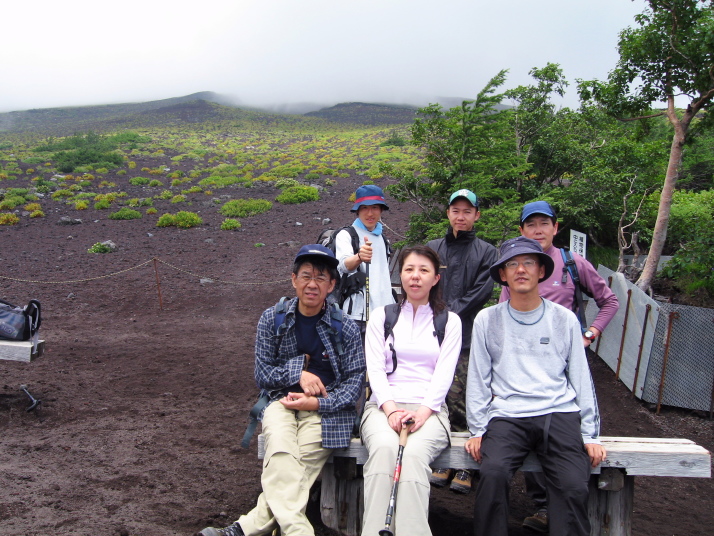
[466,299,601,444]
[335,222,395,321]
[365,302,462,412]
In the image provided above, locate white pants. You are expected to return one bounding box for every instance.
[238,401,333,536]
[360,402,450,536]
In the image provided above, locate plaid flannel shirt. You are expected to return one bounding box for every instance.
[254,297,366,449]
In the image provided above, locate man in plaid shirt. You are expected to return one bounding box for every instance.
[201,244,365,536]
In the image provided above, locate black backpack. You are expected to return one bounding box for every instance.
[316,226,391,307]
[0,298,41,341]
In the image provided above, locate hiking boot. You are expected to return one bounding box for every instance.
[449,469,473,494]
[429,468,453,487]
[199,522,245,536]
[522,510,548,533]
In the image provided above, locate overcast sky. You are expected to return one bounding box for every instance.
[2,0,648,113]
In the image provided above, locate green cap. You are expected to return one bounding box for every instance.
[449,189,478,207]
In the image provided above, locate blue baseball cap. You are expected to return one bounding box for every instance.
[294,244,338,268]
[489,236,554,285]
[449,189,478,207]
[351,185,390,212]
[520,201,557,224]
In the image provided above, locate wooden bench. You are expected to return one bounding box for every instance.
[258,433,711,536]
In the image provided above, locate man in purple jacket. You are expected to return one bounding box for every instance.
[499,200,619,533]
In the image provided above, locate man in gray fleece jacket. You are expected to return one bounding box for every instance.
[465,236,606,536]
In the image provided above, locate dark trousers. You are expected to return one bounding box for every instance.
[473,412,591,536]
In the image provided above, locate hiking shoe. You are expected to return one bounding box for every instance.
[449,469,473,494]
[199,522,245,536]
[522,510,548,533]
[429,468,453,487]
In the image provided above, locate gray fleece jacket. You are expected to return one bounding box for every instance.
[466,298,601,445]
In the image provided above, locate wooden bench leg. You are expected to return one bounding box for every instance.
[320,459,364,536]
[588,469,634,536]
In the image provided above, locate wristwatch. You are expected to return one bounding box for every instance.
[583,329,597,342]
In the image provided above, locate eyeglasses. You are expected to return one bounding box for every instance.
[297,273,331,285]
[504,259,538,270]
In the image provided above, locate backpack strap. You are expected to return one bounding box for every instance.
[241,393,270,449]
[325,302,345,357]
[432,308,449,347]
[560,248,587,330]
[274,296,290,338]
[383,303,401,375]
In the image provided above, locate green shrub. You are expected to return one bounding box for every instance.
[94,199,111,210]
[156,190,173,200]
[29,210,45,218]
[75,200,89,210]
[0,196,25,210]
[304,172,320,181]
[175,211,202,228]
[275,177,299,189]
[0,213,20,225]
[220,198,272,218]
[156,213,175,227]
[24,202,41,212]
[146,207,157,214]
[221,218,242,230]
[108,207,142,220]
[170,194,187,203]
[149,179,163,187]
[199,175,242,188]
[276,185,320,205]
[129,177,151,186]
[88,242,113,253]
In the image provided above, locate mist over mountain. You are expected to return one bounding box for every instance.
[0,91,487,134]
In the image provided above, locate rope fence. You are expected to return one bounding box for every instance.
[0,257,291,310]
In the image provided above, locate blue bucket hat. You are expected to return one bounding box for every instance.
[489,236,555,285]
[520,201,557,224]
[294,244,339,269]
[351,185,389,212]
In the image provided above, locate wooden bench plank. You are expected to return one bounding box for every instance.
[0,340,45,363]
[257,434,711,478]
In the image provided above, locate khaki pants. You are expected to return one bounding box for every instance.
[360,402,450,536]
[238,401,333,536]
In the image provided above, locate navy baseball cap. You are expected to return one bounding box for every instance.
[520,201,557,224]
[489,236,555,285]
[294,244,339,268]
[351,184,390,212]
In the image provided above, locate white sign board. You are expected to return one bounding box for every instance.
[570,230,587,258]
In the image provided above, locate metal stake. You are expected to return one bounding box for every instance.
[153,257,164,310]
[615,289,632,380]
[632,304,652,398]
[656,311,679,414]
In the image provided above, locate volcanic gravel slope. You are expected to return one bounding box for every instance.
[0,174,712,536]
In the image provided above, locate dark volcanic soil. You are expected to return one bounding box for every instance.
[0,177,711,536]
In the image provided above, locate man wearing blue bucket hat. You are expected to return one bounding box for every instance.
[334,184,395,331]
[465,236,606,536]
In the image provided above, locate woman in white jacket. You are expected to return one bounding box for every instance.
[360,245,462,536]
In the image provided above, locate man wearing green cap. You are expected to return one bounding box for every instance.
[426,188,498,493]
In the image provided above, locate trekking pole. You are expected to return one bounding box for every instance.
[364,237,371,322]
[379,419,414,536]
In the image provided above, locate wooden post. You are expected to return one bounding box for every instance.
[320,461,363,536]
[588,469,634,536]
